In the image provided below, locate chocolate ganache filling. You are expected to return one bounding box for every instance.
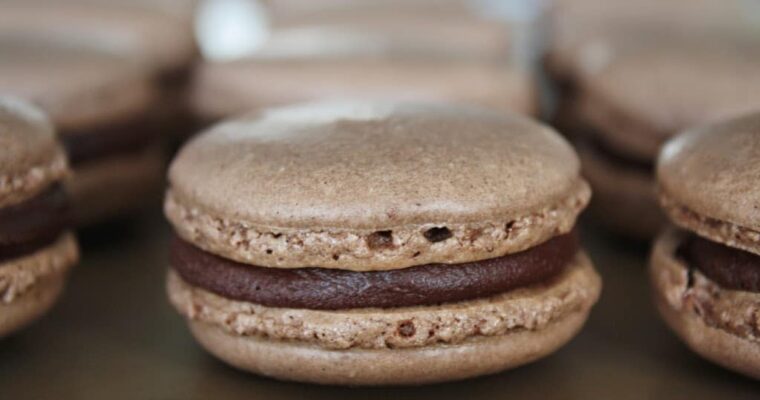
[0,184,69,263]
[61,114,159,166]
[170,231,579,310]
[679,233,760,293]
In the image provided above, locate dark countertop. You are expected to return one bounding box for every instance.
[1,210,758,399]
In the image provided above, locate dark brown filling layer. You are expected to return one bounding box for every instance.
[584,134,654,174]
[0,184,69,263]
[170,231,578,310]
[158,63,195,92]
[61,114,159,166]
[679,233,760,293]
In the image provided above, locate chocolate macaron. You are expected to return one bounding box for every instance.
[651,111,760,379]
[0,97,78,338]
[556,35,760,238]
[193,1,532,128]
[261,0,514,64]
[192,54,535,128]
[0,35,164,225]
[165,101,601,384]
[0,0,199,139]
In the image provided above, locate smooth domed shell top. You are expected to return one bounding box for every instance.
[0,96,67,207]
[549,0,748,75]
[0,36,155,131]
[658,111,760,253]
[0,1,197,73]
[192,57,534,120]
[167,101,590,270]
[575,40,760,159]
[170,101,583,230]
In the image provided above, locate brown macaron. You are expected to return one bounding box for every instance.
[0,96,79,338]
[0,35,165,225]
[556,33,760,238]
[546,0,758,238]
[262,1,514,64]
[651,111,760,379]
[192,1,532,128]
[192,54,535,127]
[0,0,199,138]
[165,100,601,385]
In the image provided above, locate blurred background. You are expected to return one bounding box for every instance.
[1,0,760,398]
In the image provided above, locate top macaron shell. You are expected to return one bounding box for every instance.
[192,58,536,120]
[573,40,760,161]
[0,97,67,208]
[658,111,760,256]
[0,36,156,131]
[167,101,590,271]
[0,1,196,75]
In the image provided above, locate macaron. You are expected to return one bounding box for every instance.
[0,35,164,225]
[0,0,199,138]
[263,7,514,65]
[546,0,745,88]
[0,97,79,338]
[554,34,760,238]
[651,111,760,379]
[192,55,535,128]
[165,101,601,385]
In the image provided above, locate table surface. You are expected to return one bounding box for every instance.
[1,209,758,399]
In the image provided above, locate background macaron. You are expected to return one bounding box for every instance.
[651,111,760,379]
[261,0,514,64]
[191,53,536,128]
[191,0,534,131]
[0,35,165,226]
[165,101,601,384]
[0,96,79,338]
[0,0,199,139]
[557,36,760,238]
[545,0,759,238]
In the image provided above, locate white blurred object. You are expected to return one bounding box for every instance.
[477,0,552,69]
[477,0,551,22]
[196,0,269,61]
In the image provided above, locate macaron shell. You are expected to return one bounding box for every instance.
[0,271,66,338]
[0,97,68,208]
[0,37,156,132]
[575,42,760,160]
[267,11,513,63]
[172,101,582,229]
[168,101,589,270]
[0,233,78,338]
[650,228,760,379]
[191,59,536,120]
[167,251,600,350]
[0,1,197,73]
[548,0,747,80]
[658,112,760,255]
[187,311,591,385]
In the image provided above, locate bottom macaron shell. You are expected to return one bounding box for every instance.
[169,251,601,384]
[0,272,65,338]
[188,310,591,386]
[578,144,664,239]
[0,233,77,338]
[66,146,164,226]
[650,229,760,379]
